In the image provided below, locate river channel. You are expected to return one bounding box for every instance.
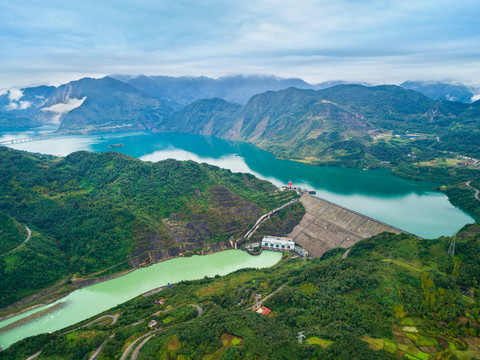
[0,250,281,349]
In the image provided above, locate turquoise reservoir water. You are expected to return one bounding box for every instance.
[0,250,281,349]
[5,131,474,238]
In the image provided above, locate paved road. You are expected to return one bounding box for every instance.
[23,226,32,245]
[24,350,41,360]
[190,304,204,317]
[245,283,287,311]
[130,333,158,360]
[466,181,480,201]
[121,304,203,360]
[82,314,117,328]
[89,334,115,360]
[342,248,351,259]
[61,314,118,336]
[236,198,299,248]
[3,226,31,256]
[120,333,149,360]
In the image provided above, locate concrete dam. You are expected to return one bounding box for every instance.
[288,194,406,257]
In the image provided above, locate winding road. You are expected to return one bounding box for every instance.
[61,314,118,336]
[245,283,287,311]
[88,334,115,360]
[466,181,480,201]
[3,226,31,256]
[25,350,41,360]
[81,314,118,328]
[235,198,299,248]
[119,304,203,360]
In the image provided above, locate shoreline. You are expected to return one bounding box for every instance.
[0,245,235,323]
[3,128,475,223]
[0,249,283,349]
[0,268,133,323]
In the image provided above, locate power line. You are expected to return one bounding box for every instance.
[448,233,456,257]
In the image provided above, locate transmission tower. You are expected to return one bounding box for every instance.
[297,331,306,344]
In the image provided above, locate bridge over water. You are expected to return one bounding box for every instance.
[0,126,132,146]
[0,131,78,145]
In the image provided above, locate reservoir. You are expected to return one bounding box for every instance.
[3,130,474,238]
[0,250,281,349]
[0,130,475,348]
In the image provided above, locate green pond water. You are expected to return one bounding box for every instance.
[0,250,282,348]
[4,130,475,238]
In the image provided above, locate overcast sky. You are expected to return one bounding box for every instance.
[1,0,479,89]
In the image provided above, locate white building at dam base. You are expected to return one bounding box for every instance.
[261,236,295,251]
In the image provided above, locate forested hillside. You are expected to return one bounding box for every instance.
[55,77,176,130]
[0,148,297,308]
[157,84,480,220]
[3,225,480,359]
[0,213,27,254]
[158,85,480,166]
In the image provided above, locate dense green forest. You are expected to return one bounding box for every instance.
[3,225,479,359]
[0,230,68,307]
[0,147,297,308]
[0,213,27,254]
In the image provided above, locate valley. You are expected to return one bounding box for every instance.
[1,77,479,359]
[0,250,282,349]
[2,76,479,222]
[2,0,480,358]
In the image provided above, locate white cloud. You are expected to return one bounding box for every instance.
[41,96,86,123]
[7,88,23,102]
[41,97,86,114]
[6,102,19,110]
[18,100,31,109]
[4,88,31,110]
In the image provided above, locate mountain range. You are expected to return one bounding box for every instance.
[159,84,480,167]
[1,75,480,172]
[110,74,315,105]
[400,81,474,103]
[1,75,478,132]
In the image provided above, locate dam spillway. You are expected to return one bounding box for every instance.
[289,194,406,257]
